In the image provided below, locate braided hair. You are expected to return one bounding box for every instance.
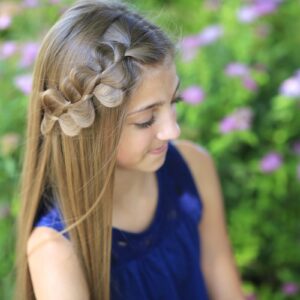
[15,1,176,299]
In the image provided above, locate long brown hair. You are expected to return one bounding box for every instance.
[15,0,175,299]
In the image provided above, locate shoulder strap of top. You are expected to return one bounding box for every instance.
[165,142,203,223]
[34,201,66,233]
[165,142,200,194]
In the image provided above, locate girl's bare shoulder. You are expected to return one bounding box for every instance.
[27,227,89,300]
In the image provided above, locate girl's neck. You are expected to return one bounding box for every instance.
[112,168,158,232]
[113,168,152,206]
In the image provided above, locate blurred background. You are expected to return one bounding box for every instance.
[0,0,299,299]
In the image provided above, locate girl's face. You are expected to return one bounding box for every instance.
[116,60,181,173]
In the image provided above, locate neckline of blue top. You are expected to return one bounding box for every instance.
[35,141,202,247]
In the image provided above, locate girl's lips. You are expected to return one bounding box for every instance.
[149,144,168,154]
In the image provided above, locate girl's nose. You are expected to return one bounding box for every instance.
[156,111,181,141]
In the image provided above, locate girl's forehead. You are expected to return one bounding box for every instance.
[127,63,178,110]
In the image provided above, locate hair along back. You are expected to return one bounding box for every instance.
[15,1,175,299]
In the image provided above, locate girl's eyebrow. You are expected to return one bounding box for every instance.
[128,78,181,116]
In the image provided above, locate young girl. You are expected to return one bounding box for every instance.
[15,0,246,299]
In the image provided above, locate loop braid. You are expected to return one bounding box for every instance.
[40,41,134,136]
[40,87,95,137]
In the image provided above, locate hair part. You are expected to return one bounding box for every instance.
[15,1,175,299]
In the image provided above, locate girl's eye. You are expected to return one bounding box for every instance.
[134,97,182,129]
[135,116,156,129]
[171,96,183,105]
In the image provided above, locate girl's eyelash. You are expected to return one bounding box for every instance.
[135,97,182,129]
[135,116,156,129]
[171,96,183,104]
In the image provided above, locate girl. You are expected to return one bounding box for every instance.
[15,0,246,299]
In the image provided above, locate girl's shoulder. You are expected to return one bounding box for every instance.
[27,227,90,299]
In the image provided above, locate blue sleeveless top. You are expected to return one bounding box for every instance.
[34,142,209,299]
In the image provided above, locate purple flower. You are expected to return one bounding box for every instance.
[255,2,278,15]
[219,107,253,133]
[292,141,300,155]
[242,76,258,91]
[219,116,237,133]
[14,74,32,95]
[197,25,224,46]
[260,152,282,173]
[179,24,223,62]
[181,36,202,49]
[225,63,250,77]
[0,41,17,59]
[237,1,279,23]
[237,6,258,23]
[0,15,12,30]
[225,62,258,91]
[281,282,299,295]
[180,36,202,61]
[181,86,205,104]
[279,74,300,98]
[19,42,39,68]
[23,0,39,7]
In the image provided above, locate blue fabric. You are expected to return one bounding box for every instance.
[34,142,209,299]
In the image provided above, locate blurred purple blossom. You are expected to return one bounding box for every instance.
[279,70,300,98]
[180,36,202,61]
[23,0,39,8]
[180,24,223,61]
[281,282,299,295]
[254,1,278,14]
[0,41,17,59]
[260,152,282,173]
[0,15,12,30]
[225,62,258,91]
[225,63,250,77]
[237,6,257,23]
[181,86,205,104]
[198,25,224,46]
[237,1,280,23]
[242,76,258,91]
[219,116,236,133]
[292,141,300,155]
[219,107,253,133]
[19,42,39,68]
[14,74,32,95]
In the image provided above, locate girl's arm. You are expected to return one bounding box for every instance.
[27,227,90,300]
[174,140,246,300]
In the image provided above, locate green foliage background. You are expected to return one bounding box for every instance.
[0,0,299,299]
